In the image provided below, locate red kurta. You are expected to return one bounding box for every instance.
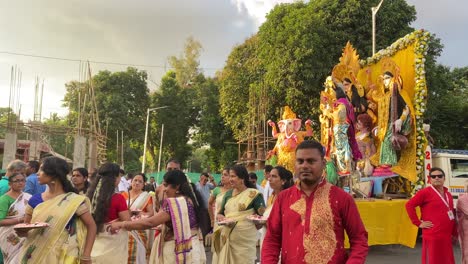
[261,180,368,264]
[406,186,456,264]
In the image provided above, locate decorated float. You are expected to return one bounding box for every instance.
[318,29,431,247]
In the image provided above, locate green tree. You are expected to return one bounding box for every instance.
[148,71,197,168]
[425,65,468,149]
[168,36,203,88]
[192,76,237,171]
[219,35,264,140]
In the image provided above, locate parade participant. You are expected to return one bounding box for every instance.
[195,172,216,209]
[122,173,154,264]
[144,177,157,192]
[71,167,89,195]
[24,161,45,196]
[259,165,294,258]
[262,140,368,264]
[0,173,31,264]
[249,172,264,194]
[262,165,274,203]
[208,167,231,229]
[18,156,96,264]
[213,164,266,264]
[87,162,131,263]
[0,160,27,196]
[154,159,181,211]
[457,180,468,264]
[110,170,207,264]
[118,168,130,193]
[406,167,456,264]
[208,167,231,263]
[265,166,294,215]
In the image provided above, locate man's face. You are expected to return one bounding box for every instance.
[264,170,271,180]
[200,175,208,185]
[150,178,155,183]
[295,148,326,186]
[166,162,181,172]
[430,171,445,188]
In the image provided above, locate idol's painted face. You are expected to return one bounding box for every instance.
[295,148,326,186]
[383,74,392,88]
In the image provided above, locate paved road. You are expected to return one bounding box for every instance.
[205,239,462,263]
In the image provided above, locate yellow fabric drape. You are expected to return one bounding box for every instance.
[345,199,419,248]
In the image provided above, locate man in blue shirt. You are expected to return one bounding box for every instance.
[24,160,45,195]
[195,172,216,208]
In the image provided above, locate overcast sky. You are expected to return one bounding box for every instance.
[0,0,466,121]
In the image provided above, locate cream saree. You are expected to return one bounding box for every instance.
[19,193,88,264]
[91,223,129,264]
[125,191,152,264]
[213,188,261,264]
[0,192,31,264]
[210,189,228,263]
[149,197,205,264]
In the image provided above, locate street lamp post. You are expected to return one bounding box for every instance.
[372,0,385,56]
[142,106,168,173]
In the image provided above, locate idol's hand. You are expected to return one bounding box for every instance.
[394,119,402,133]
[419,220,433,229]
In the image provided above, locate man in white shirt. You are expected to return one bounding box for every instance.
[117,168,130,192]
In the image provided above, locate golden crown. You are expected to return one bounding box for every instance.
[381,57,400,78]
[282,106,297,120]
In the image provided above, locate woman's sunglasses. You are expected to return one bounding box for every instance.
[429,174,444,179]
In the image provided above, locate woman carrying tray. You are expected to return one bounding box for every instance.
[0,173,31,264]
[17,157,97,264]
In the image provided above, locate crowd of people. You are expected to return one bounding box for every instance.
[1,139,467,263]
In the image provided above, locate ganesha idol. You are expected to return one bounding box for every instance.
[267,106,314,172]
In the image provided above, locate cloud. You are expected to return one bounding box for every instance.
[231,0,299,26]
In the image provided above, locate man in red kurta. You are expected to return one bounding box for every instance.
[262,140,368,264]
[406,167,457,264]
